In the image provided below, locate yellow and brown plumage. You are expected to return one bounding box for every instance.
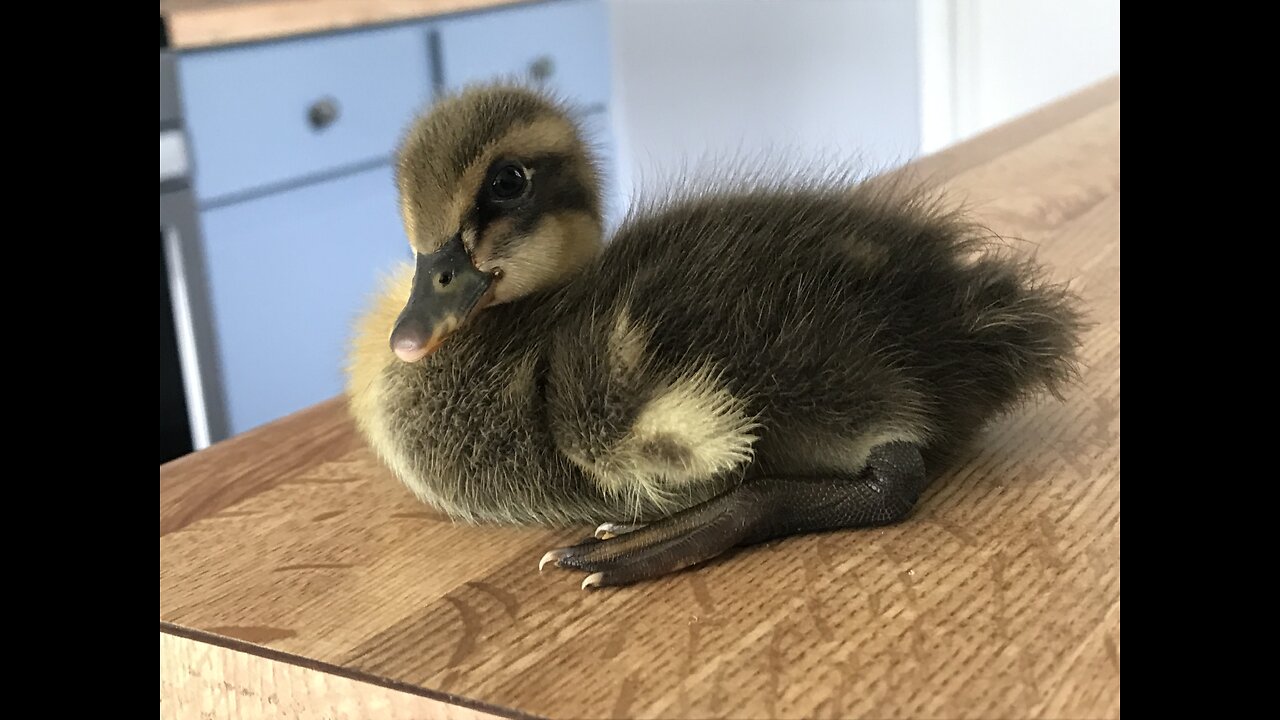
[346,83,1084,587]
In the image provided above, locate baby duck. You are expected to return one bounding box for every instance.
[347,83,1084,588]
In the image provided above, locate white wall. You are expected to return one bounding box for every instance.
[949,0,1121,144]
[608,0,923,206]
[608,0,1120,200]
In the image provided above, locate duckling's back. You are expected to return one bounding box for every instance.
[550,179,1084,484]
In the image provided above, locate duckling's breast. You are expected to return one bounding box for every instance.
[356,305,613,526]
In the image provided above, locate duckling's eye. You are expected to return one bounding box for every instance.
[489,164,528,201]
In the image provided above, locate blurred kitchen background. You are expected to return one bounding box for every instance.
[160,0,1120,463]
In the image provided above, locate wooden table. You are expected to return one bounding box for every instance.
[160,77,1121,720]
[160,0,537,49]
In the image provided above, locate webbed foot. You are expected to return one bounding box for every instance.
[538,441,930,588]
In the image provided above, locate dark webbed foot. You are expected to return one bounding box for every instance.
[540,441,929,588]
[541,487,772,588]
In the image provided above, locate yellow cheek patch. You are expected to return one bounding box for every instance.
[483,210,601,306]
[473,217,516,269]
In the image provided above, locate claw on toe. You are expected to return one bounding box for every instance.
[594,522,644,540]
[539,548,572,572]
[581,572,605,590]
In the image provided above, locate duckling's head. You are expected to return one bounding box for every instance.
[389,83,604,362]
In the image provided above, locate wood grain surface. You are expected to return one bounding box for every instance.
[160,76,1121,719]
[161,631,504,719]
[160,0,536,49]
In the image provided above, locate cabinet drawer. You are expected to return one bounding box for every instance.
[437,0,610,109]
[179,25,431,204]
[199,165,410,435]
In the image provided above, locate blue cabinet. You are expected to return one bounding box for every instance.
[200,166,410,435]
[179,25,432,205]
[435,0,611,109]
[177,0,615,439]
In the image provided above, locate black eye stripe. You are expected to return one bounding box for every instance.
[472,153,598,237]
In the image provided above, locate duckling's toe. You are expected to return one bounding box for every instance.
[538,536,602,572]
[594,521,646,540]
[540,488,766,588]
[538,548,570,573]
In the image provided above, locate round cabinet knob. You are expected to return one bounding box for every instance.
[307,97,340,131]
[528,56,555,83]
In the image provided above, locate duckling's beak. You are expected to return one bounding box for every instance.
[390,233,496,362]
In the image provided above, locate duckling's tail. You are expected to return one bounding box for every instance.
[961,252,1088,408]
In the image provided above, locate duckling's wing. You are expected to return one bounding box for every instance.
[546,296,759,521]
[542,183,1082,584]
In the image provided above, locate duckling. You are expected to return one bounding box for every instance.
[346,83,1084,588]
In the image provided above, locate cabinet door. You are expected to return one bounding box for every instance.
[179,25,431,204]
[435,0,610,109]
[199,166,410,435]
